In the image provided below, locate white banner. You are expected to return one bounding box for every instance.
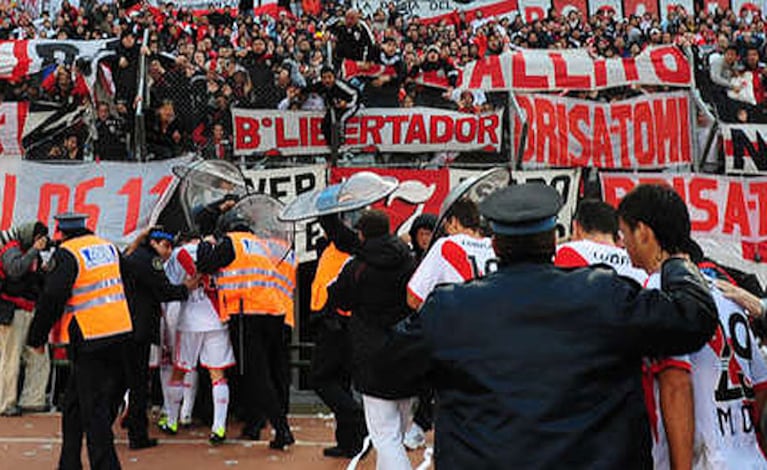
[461,45,692,91]
[0,39,116,82]
[514,92,693,169]
[355,0,518,22]
[0,157,190,245]
[233,107,504,156]
[448,168,581,240]
[242,165,326,263]
[0,102,27,159]
[722,123,767,175]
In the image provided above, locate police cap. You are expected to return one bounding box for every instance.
[480,183,562,236]
[54,212,88,231]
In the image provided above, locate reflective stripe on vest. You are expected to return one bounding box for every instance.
[217,232,285,320]
[310,242,351,317]
[54,235,133,344]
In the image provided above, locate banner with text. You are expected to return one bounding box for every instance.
[449,168,581,240]
[242,165,326,263]
[0,102,28,159]
[330,167,450,239]
[461,45,691,91]
[0,39,116,84]
[354,0,518,23]
[600,172,767,264]
[233,107,504,156]
[515,92,693,169]
[0,157,190,245]
[721,123,767,175]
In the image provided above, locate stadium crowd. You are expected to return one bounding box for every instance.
[1,1,767,161]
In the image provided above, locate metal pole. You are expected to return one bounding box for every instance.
[238,298,245,375]
[508,92,528,171]
[134,29,150,162]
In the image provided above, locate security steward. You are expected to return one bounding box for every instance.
[27,213,133,470]
[122,227,192,449]
[196,212,295,450]
[406,184,719,468]
[309,214,367,458]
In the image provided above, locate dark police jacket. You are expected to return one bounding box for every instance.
[123,245,188,344]
[413,259,717,470]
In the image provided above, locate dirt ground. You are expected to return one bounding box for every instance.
[0,413,433,469]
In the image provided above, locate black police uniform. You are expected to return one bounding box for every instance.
[122,242,188,448]
[406,184,718,469]
[27,215,130,470]
[196,232,294,448]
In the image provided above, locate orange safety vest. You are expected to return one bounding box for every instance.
[216,232,285,321]
[51,234,132,345]
[310,242,351,317]
[255,237,297,328]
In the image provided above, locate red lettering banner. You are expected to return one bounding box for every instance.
[233,107,504,156]
[0,102,28,158]
[461,45,692,91]
[600,172,767,264]
[330,167,450,238]
[0,157,189,244]
[514,92,692,169]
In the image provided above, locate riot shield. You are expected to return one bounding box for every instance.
[173,159,249,232]
[279,171,398,222]
[227,193,295,266]
[431,167,511,247]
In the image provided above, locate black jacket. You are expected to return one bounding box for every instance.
[28,230,132,352]
[328,234,416,399]
[410,259,717,469]
[123,245,188,344]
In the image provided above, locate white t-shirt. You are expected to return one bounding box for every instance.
[555,239,647,284]
[644,272,767,470]
[689,286,767,469]
[407,233,496,304]
[164,243,225,332]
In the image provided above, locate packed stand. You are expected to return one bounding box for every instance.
[0,1,741,162]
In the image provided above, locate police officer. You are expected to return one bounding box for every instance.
[409,184,719,468]
[27,213,133,470]
[310,214,367,458]
[196,212,294,450]
[122,227,192,449]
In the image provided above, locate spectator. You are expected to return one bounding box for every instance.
[48,133,83,160]
[328,8,375,64]
[412,45,458,109]
[94,102,128,161]
[147,100,186,159]
[363,36,404,108]
[709,45,741,121]
[309,66,359,149]
[202,123,233,161]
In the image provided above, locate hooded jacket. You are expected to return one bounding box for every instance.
[0,222,46,322]
[327,234,417,399]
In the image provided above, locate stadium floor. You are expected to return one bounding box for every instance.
[0,413,433,469]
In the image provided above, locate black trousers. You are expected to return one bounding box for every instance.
[310,316,366,450]
[229,314,289,432]
[59,342,125,470]
[124,340,151,442]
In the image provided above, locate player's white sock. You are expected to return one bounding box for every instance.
[166,380,184,427]
[180,370,198,422]
[212,378,229,433]
[159,364,173,418]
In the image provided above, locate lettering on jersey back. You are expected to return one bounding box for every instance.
[79,244,117,270]
[711,311,757,437]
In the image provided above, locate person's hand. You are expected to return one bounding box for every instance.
[119,56,129,68]
[716,279,764,317]
[140,45,150,56]
[337,99,347,108]
[32,346,45,355]
[219,199,236,212]
[32,236,48,251]
[183,274,201,290]
[172,130,181,143]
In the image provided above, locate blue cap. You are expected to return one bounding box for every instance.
[480,183,562,236]
[149,229,175,242]
[54,212,88,231]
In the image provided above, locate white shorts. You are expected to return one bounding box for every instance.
[174,329,235,371]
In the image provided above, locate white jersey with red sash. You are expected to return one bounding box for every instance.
[555,239,647,284]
